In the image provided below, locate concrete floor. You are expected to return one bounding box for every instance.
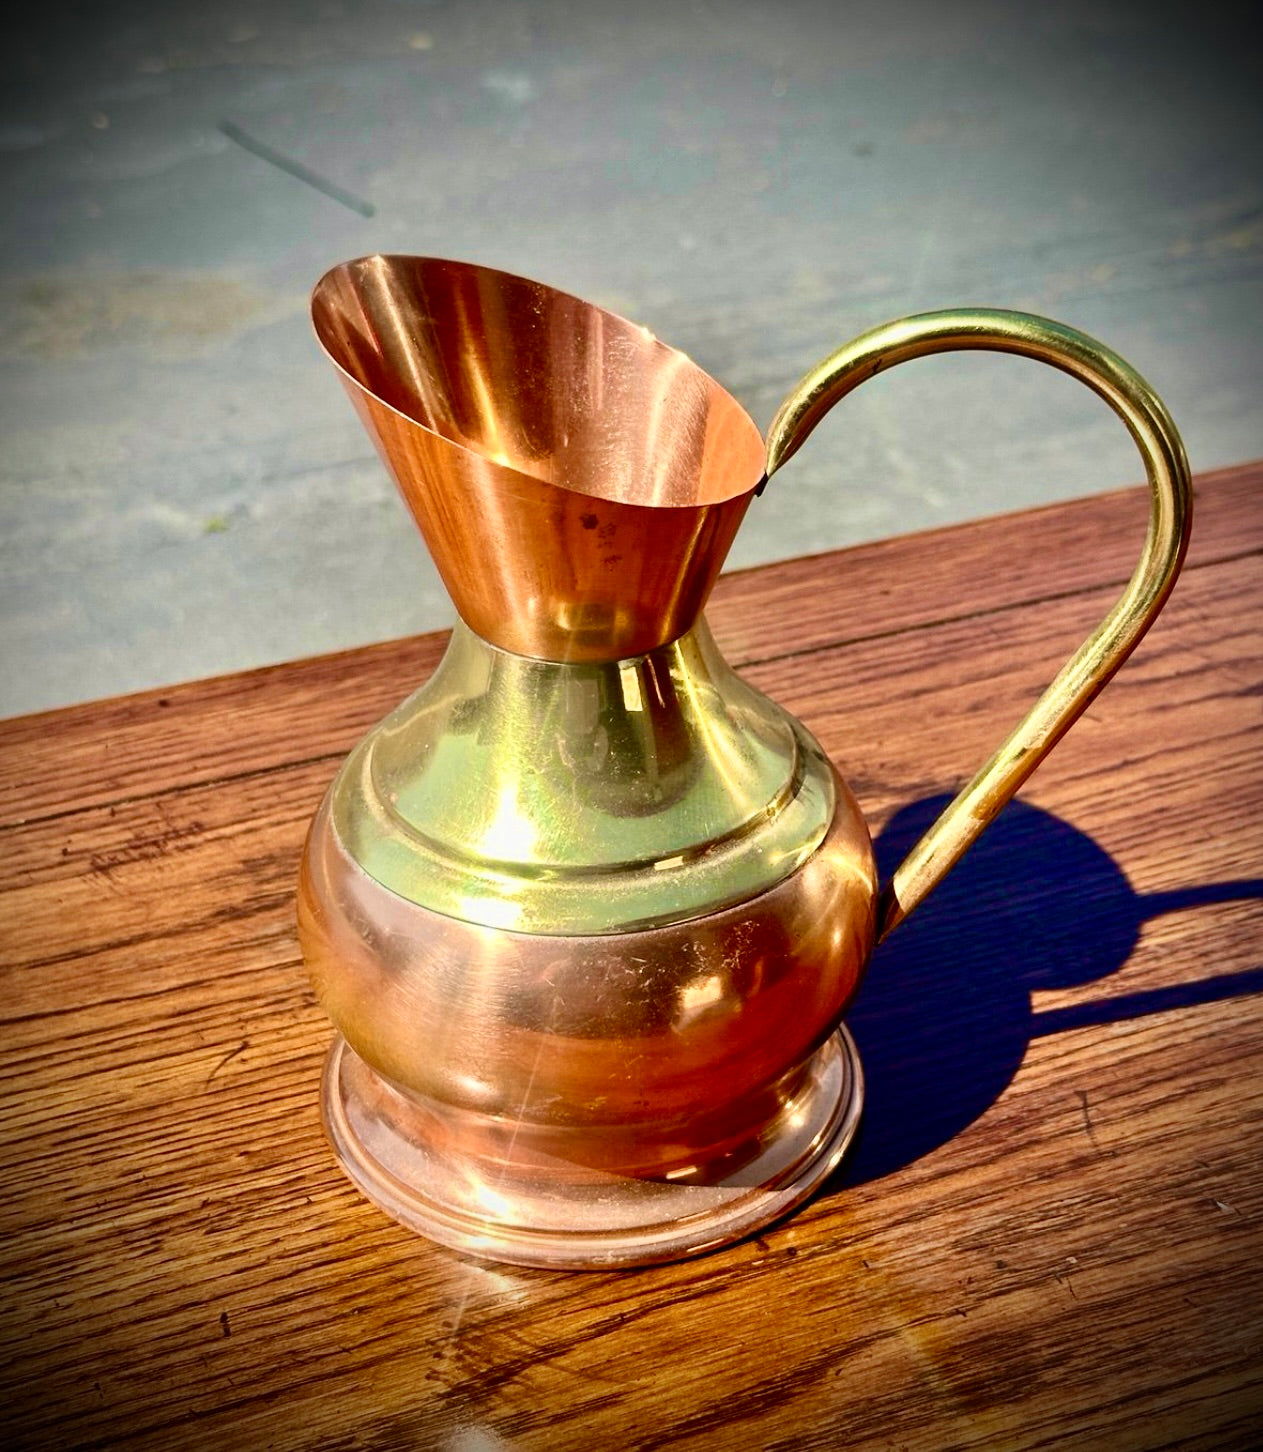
[2,1,1260,717]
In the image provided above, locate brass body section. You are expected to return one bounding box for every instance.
[298,256,1192,1267]
[324,619,837,935]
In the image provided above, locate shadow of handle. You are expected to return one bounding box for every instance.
[763,309,1194,939]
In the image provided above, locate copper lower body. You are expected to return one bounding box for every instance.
[299,756,877,1268]
[322,1025,863,1269]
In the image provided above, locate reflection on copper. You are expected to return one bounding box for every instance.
[300,763,874,1190]
[312,255,765,661]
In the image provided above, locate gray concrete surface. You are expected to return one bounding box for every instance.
[1,0,1260,717]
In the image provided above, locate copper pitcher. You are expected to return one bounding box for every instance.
[297,255,1191,1268]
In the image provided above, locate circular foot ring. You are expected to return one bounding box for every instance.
[322,1027,863,1269]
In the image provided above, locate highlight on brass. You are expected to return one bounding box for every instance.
[298,255,1191,1268]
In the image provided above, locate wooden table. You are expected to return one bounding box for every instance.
[3,464,1261,1450]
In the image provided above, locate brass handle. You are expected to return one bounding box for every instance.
[764,309,1193,942]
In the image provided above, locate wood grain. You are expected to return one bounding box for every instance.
[1,465,1260,1451]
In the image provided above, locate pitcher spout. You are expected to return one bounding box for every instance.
[312,255,766,661]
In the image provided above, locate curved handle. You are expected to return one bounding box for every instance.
[763,309,1192,942]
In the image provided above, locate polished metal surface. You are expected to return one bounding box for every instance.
[300,766,873,1164]
[321,1026,863,1269]
[325,618,836,935]
[299,260,1191,1266]
[298,621,877,1261]
[312,256,764,662]
[765,309,1193,938]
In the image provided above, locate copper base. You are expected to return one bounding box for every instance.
[322,1027,863,1269]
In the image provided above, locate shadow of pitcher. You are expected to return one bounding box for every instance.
[836,793,1263,1188]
